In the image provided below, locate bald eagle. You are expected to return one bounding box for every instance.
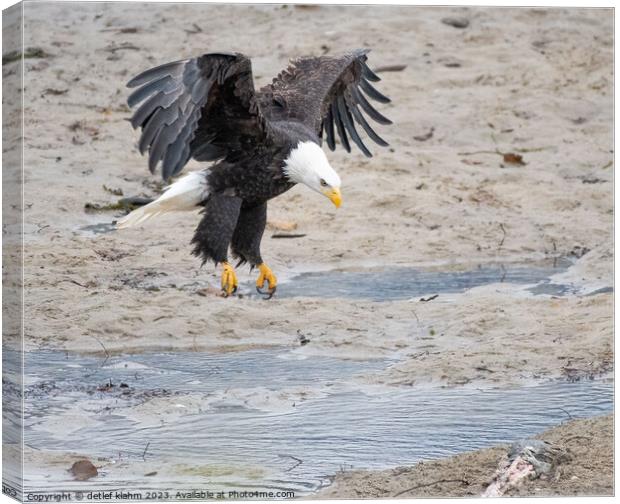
[117,49,391,297]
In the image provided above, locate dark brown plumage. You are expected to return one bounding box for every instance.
[127,49,391,180]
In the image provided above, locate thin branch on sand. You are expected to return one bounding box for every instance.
[498,223,507,249]
[91,335,110,367]
[142,441,151,461]
[393,478,470,497]
[278,454,303,472]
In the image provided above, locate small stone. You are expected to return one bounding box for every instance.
[70,460,98,481]
[441,16,470,29]
[437,57,463,68]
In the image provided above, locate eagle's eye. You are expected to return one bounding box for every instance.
[320,178,328,187]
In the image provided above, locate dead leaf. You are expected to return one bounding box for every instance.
[502,153,526,165]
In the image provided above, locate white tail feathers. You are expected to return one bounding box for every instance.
[116,171,208,229]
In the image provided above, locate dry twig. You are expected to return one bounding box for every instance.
[393,478,470,497]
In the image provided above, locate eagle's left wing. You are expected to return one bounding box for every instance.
[259,49,391,158]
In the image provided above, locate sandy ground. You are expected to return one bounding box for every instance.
[2,2,613,498]
[317,413,613,498]
[6,2,611,384]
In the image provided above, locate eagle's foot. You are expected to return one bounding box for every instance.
[220,261,238,297]
[256,263,277,299]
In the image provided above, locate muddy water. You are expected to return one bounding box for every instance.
[19,348,612,495]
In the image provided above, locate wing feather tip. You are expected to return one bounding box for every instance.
[337,95,372,157]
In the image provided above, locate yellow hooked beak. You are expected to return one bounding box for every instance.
[324,187,342,208]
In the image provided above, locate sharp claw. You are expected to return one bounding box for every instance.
[256,263,277,300]
[256,285,276,300]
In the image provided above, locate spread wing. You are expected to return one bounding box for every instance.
[259,49,391,158]
[127,52,272,180]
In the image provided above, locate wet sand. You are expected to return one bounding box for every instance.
[317,414,613,498]
[3,2,613,498]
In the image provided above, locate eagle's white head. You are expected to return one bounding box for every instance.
[283,141,342,208]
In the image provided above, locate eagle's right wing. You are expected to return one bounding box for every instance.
[260,49,391,158]
[127,53,271,180]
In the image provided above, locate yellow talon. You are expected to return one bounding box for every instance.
[256,263,277,299]
[220,261,238,297]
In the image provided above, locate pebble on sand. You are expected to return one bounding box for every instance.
[441,16,470,29]
[70,460,98,481]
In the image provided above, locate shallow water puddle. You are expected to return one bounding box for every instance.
[16,349,612,495]
[65,231,606,301]
[78,222,116,235]
[277,259,575,301]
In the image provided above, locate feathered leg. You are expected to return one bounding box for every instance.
[231,202,277,299]
[231,202,266,266]
[191,194,242,296]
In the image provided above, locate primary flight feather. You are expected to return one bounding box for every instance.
[118,49,392,297]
